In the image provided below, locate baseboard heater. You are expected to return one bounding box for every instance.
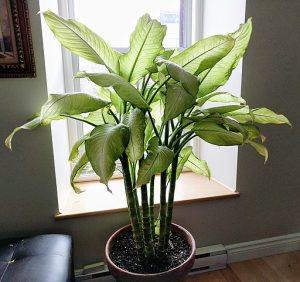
[75,244,227,281]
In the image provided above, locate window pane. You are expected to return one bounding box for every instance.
[74,0,181,48]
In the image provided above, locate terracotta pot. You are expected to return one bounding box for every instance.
[105,223,195,282]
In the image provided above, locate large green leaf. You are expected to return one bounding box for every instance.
[76,72,150,109]
[85,124,130,186]
[43,11,120,73]
[171,35,235,75]
[41,93,109,122]
[198,18,252,96]
[164,84,196,122]
[5,117,41,150]
[136,138,174,187]
[225,107,291,126]
[70,153,89,193]
[197,92,246,106]
[193,120,244,146]
[251,108,291,126]
[158,59,199,96]
[205,105,245,115]
[120,14,167,83]
[184,150,211,178]
[122,109,146,161]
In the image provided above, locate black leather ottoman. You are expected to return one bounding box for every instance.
[0,234,74,282]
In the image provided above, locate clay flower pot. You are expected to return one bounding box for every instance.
[105,223,195,282]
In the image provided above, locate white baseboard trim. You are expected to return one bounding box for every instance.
[225,232,300,263]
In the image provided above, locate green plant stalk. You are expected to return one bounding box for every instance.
[141,183,155,259]
[120,154,145,261]
[158,169,168,259]
[164,153,179,250]
[158,122,169,259]
[149,175,155,240]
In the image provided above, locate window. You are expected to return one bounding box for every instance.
[39,0,246,211]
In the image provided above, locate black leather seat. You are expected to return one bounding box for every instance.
[0,234,74,282]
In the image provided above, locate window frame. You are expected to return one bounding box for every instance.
[59,0,203,182]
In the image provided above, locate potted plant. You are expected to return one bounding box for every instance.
[5,11,290,282]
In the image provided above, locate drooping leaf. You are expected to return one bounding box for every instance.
[122,109,146,161]
[247,140,268,163]
[198,18,252,96]
[251,108,291,126]
[5,117,41,150]
[120,14,167,83]
[193,120,244,146]
[176,146,193,179]
[40,93,109,122]
[157,59,199,96]
[43,11,120,73]
[184,151,211,178]
[85,124,130,186]
[171,35,235,75]
[205,105,245,115]
[150,100,164,127]
[136,141,174,187]
[197,92,246,106]
[69,133,90,162]
[76,72,149,109]
[70,153,89,193]
[164,84,196,122]
[241,124,266,142]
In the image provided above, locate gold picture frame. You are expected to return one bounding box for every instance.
[0,0,35,78]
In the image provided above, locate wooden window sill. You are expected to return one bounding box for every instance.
[55,172,239,220]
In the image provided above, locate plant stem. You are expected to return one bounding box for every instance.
[108,109,120,123]
[158,121,169,259]
[164,152,179,250]
[158,170,167,260]
[148,77,171,104]
[141,183,155,259]
[120,154,145,261]
[149,175,155,240]
[147,110,162,145]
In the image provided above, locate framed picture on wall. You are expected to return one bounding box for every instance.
[0,0,35,78]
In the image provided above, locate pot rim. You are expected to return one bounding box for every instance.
[105,223,196,277]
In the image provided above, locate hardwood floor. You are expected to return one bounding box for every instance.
[186,251,300,282]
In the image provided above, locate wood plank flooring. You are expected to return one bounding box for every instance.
[185,251,300,282]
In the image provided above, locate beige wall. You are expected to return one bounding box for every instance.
[0,0,299,268]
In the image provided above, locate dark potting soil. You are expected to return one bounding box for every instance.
[109,231,191,274]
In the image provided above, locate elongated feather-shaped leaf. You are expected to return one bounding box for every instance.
[251,108,291,126]
[198,18,252,96]
[136,141,173,187]
[197,92,246,106]
[70,153,89,193]
[85,124,130,186]
[120,14,167,83]
[76,72,150,109]
[41,93,109,122]
[43,11,120,73]
[171,35,235,75]
[122,109,146,161]
[5,117,41,150]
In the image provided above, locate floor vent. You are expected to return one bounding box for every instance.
[75,244,227,281]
